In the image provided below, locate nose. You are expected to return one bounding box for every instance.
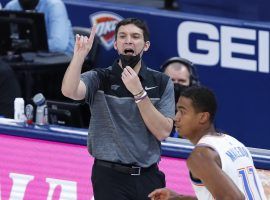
[124,35,132,44]
[174,111,181,123]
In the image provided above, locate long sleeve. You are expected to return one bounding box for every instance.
[4,0,22,10]
[44,0,74,55]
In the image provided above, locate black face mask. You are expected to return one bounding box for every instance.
[19,0,39,10]
[119,54,141,69]
[174,83,188,104]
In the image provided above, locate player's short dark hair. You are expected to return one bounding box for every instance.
[181,86,217,122]
[115,18,150,42]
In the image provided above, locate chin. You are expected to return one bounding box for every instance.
[178,130,188,138]
[175,128,181,133]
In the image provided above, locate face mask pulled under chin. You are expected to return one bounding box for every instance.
[119,54,141,69]
[19,0,39,11]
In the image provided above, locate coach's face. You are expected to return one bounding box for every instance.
[114,24,150,57]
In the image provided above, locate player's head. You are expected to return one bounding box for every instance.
[174,86,217,138]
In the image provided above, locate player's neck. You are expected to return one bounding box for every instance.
[190,125,216,145]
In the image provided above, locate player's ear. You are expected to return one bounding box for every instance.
[199,112,210,124]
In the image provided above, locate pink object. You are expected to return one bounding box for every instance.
[0,134,194,199]
[159,156,195,195]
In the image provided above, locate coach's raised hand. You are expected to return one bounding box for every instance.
[74,25,97,60]
[62,25,97,100]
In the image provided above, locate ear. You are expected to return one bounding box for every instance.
[143,41,150,52]
[199,112,210,124]
[113,40,117,50]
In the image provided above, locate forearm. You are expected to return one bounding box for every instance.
[169,196,197,200]
[169,190,197,200]
[136,97,173,141]
[61,55,84,99]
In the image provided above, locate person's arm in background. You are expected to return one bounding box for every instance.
[4,1,21,10]
[46,0,73,53]
[61,26,96,100]
[122,66,174,141]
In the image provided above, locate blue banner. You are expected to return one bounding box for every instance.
[63,0,270,149]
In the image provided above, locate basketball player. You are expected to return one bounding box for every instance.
[149,86,266,200]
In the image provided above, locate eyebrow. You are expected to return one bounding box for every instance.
[178,78,188,81]
[177,105,186,110]
[118,32,142,36]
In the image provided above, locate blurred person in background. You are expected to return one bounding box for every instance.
[5,0,74,56]
[161,57,200,137]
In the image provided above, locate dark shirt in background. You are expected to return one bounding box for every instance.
[0,60,21,118]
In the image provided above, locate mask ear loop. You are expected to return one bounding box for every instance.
[139,43,146,55]
[135,40,148,58]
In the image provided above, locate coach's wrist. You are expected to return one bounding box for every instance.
[134,90,147,104]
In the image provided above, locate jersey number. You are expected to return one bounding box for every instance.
[238,167,263,200]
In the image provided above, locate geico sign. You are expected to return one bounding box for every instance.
[178,21,269,73]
